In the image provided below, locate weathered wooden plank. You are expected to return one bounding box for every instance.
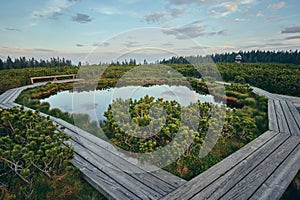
[71,155,140,200]
[250,140,300,200]
[56,117,186,189]
[71,139,163,199]
[215,81,231,86]
[5,102,19,108]
[0,89,14,102]
[252,87,271,98]
[275,94,300,102]
[189,133,290,200]
[10,89,24,102]
[218,136,300,199]
[286,101,300,134]
[148,170,186,189]
[281,101,300,136]
[0,103,11,109]
[64,128,176,195]
[53,118,119,152]
[252,87,282,100]
[5,88,25,103]
[274,100,290,134]
[161,131,278,200]
[1,89,18,104]
[268,100,279,132]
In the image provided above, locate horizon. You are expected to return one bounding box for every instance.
[0,0,299,63]
[1,49,300,66]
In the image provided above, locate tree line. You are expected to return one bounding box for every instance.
[160,50,300,64]
[0,56,73,70]
[1,49,299,70]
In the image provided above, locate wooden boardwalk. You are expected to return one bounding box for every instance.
[162,84,300,200]
[0,80,299,200]
[162,131,300,200]
[0,81,186,200]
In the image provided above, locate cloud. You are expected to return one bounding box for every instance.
[123,41,139,48]
[285,36,300,40]
[92,42,110,47]
[242,36,300,50]
[95,7,121,15]
[76,44,84,47]
[209,9,227,15]
[224,2,238,12]
[48,12,63,20]
[144,8,186,24]
[216,29,227,35]
[168,0,200,5]
[93,7,138,17]
[256,11,263,17]
[268,1,286,9]
[207,29,227,36]
[33,48,55,52]
[169,8,186,17]
[242,43,285,49]
[266,42,286,46]
[162,42,174,47]
[174,45,208,51]
[189,19,204,24]
[5,28,21,32]
[4,47,56,52]
[31,0,73,19]
[144,12,167,24]
[163,21,206,39]
[209,2,239,16]
[162,20,226,39]
[282,26,300,34]
[234,18,247,22]
[72,13,93,23]
[168,0,255,6]
[166,0,256,18]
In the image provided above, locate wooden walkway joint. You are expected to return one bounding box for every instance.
[0,80,299,200]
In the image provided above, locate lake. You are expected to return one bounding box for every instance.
[40,85,217,121]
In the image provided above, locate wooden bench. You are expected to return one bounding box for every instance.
[30,74,76,84]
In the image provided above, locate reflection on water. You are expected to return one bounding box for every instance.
[40,85,217,121]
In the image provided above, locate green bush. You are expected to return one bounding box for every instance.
[14,75,268,181]
[0,107,106,199]
[0,107,74,199]
[243,97,256,107]
[226,91,249,99]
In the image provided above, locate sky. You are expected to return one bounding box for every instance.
[0,0,299,64]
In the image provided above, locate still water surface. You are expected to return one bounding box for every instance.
[41,85,217,121]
